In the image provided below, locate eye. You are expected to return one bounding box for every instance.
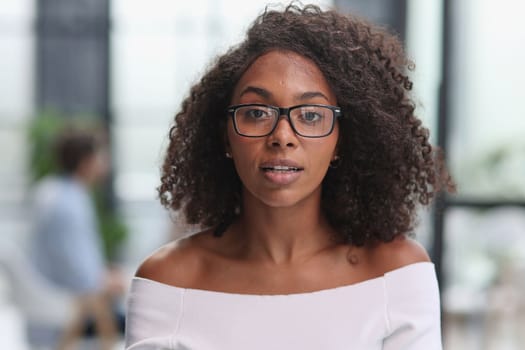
[246,108,268,119]
[238,106,273,120]
[301,111,322,123]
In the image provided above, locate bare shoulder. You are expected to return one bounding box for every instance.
[366,235,431,275]
[135,229,213,287]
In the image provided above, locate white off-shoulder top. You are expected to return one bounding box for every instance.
[125,262,442,350]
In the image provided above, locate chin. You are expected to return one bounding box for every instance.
[250,187,320,209]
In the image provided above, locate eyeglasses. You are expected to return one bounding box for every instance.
[227,103,342,138]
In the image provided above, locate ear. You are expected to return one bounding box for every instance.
[332,130,343,160]
[223,131,230,151]
[223,124,232,157]
[331,144,339,161]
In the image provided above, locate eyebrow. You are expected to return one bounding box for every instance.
[239,86,330,102]
[298,91,330,101]
[239,86,272,99]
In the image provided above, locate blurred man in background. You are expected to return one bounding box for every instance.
[30,128,121,350]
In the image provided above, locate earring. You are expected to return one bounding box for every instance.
[329,155,341,169]
[225,152,232,158]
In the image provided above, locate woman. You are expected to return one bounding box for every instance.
[125,4,453,349]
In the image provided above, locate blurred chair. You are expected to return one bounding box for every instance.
[0,238,75,349]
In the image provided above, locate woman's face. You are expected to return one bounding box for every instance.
[227,50,339,209]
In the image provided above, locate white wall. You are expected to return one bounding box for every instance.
[449,0,525,198]
[0,0,35,242]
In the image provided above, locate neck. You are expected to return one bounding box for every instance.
[232,189,336,264]
[71,170,92,187]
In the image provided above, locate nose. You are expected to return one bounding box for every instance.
[266,115,298,149]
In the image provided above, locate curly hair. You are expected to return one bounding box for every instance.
[159,3,454,246]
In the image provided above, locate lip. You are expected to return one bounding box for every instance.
[259,159,304,170]
[259,159,304,186]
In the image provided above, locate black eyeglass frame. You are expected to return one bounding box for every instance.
[226,103,343,138]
